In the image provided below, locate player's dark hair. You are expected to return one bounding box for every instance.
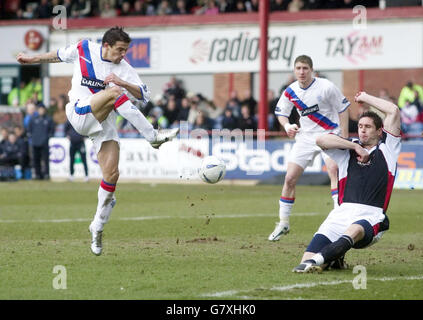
[294,55,313,69]
[359,111,383,130]
[102,27,131,46]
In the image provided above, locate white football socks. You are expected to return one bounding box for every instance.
[279,196,294,225]
[114,94,157,142]
[91,180,116,232]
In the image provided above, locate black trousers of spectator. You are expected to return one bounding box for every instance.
[70,141,88,176]
[32,144,49,180]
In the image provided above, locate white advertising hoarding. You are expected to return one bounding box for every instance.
[49,20,422,76]
[49,138,207,181]
[0,25,49,64]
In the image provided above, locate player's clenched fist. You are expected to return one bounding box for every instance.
[284,123,300,138]
[104,73,125,87]
[354,91,368,103]
[16,52,35,64]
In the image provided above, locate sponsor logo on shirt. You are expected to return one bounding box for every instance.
[81,77,106,90]
[301,104,319,116]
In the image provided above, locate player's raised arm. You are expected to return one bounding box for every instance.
[354,91,401,136]
[16,50,61,65]
[316,134,369,163]
[338,109,349,138]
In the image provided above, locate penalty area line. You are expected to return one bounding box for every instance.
[202,275,423,298]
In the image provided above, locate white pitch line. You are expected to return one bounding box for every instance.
[202,275,423,298]
[0,212,319,224]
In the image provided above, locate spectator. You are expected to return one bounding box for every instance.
[100,0,117,17]
[119,1,132,16]
[216,0,233,13]
[288,0,304,12]
[163,76,186,100]
[22,2,36,19]
[191,0,206,14]
[268,89,280,131]
[0,128,9,152]
[204,0,219,15]
[36,0,52,19]
[144,0,157,15]
[148,106,169,129]
[23,102,38,130]
[191,93,222,125]
[398,81,423,109]
[164,95,180,127]
[271,0,289,11]
[27,104,54,180]
[63,0,73,17]
[8,81,29,107]
[72,0,92,18]
[176,97,191,122]
[221,107,239,130]
[245,0,259,12]
[52,94,68,137]
[14,126,31,180]
[130,0,146,15]
[400,99,423,140]
[225,96,241,119]
[0,130,20,181]
[173,0,188,14]
[157,0,173,15]
[65,121,89,182]
[233,0,246,12]
[193,111,213,130]
[226,90,241,106]
[238,104,257,130]
[240,89,257,116]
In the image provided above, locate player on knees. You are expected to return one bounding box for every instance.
[292,91,401,273]
[17,27,179,256]
[269,55,350,241]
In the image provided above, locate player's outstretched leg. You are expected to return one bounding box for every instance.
[112,91,179,148]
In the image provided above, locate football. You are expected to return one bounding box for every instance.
[198,156,226,184]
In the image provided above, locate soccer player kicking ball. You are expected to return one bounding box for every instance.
[17,27,179,256]
[292,91,401,273]
[269,55,350,241]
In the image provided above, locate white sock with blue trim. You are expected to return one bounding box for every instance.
[279,196,294,225]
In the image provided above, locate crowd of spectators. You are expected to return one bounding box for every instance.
[0,0,382,20]
[116,75,292,138]
[397,81,423,140]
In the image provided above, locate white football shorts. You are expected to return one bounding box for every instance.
[66,97,120,154]
[315,202,386,246]
[288,131,333,169]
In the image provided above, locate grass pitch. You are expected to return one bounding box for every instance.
[0,180,422,300]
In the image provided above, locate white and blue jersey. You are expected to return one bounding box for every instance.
[275,77,350,134]
[57,39,145,105]
[58,39,147,153]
